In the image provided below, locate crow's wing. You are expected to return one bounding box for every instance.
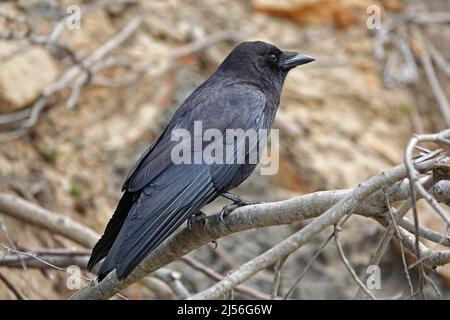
[123,82,267,192]
[97,83,267,280]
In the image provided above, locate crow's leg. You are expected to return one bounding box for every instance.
[187,211,207,231]
[221,192,256,206]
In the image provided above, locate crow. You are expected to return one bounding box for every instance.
[87,41,314,281]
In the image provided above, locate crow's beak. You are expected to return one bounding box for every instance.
[282,51,315,69]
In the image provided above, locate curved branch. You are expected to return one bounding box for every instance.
[0,193,98,248]
[0,157,446,299]
[69,157,442,300]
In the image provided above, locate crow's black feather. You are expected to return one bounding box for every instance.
[89,41,314,281]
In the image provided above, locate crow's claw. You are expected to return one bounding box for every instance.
[219,204,237,225]
[187,211,207,231]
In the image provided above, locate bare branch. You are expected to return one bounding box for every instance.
[334,225,376,300]
[180,255,271,300]
[1,149,448,299]
[187,157,441,299]
[0,193,99,248]
[270,256,287,299]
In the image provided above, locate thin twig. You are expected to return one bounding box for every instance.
[334,225,376,300]
[0,243,127,300]
[271,256,287,299]
[283,232,333,300]
[180,256,271,299]
[384,191,414,296]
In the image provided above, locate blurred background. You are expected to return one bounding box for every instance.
[1,0,450,299]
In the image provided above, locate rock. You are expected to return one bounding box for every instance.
[252,0,373,28]
[0,46,58,113]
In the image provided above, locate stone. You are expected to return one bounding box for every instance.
[0,46,58,113]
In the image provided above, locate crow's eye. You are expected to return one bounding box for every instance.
[268,54,277,62]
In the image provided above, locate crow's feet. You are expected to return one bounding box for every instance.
[187,211,207,231]
[219,204,238,225]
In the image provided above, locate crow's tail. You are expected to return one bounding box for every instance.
[87,191,135,272]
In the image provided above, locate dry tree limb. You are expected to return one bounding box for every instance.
[0,193,98,248]
[0,16,142,140]
[0,251,91,269]
[3,179,446,260]
[0,21,241,142]
[356,131,450,299]
[374,218,450,268]
[270,256,287,299]
[11,155,450,299]
[0,243,95,289]
[191,157,444,299]
[399,218,450,247]
[334,225,376,300]
[188,155,449,300]
[402,130,450,298]
[404,130,450,297]
[384,192,414,297]
[354,175,438,299]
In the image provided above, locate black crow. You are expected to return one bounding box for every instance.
[88,41,314,281]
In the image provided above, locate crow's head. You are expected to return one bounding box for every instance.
[218,41,314,86]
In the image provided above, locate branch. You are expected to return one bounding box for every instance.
[0,193,98,248]
[189,156,445,299]
[0,153,447,299]
[334,225,376,300]
[0,16,142,140]
[66,154,442,299]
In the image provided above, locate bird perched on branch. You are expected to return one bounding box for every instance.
[88,41,314,281]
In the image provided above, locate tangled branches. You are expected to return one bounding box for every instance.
[0,9,142,141]
[373,8,450,128]
[0,130,449,299]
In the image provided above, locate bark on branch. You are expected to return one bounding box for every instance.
[0,154,447,299]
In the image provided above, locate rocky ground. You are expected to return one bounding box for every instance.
[0,0,449,299]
